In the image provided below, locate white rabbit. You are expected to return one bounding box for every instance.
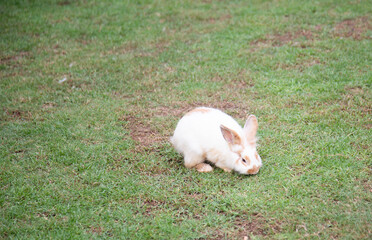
[171,107,262,175]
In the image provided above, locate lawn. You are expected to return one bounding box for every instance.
[1,0,371,239]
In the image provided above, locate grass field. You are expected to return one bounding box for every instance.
[1,0,371,239]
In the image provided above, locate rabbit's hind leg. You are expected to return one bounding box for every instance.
[184,152,205,168]
[195,163,213,172]
[183,150,213,172]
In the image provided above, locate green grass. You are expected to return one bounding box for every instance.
[1,0,371,239]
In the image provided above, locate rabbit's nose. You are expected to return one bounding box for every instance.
[247,165,260,175]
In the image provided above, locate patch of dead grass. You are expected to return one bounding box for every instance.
[333,16,371,40]
[106,38,172,58]
[234,213,282,238]
[205,213,283,239]
[251,16,371,51]
[3,109,33,121]
[207,14,232,24]
[0,51,30,65]
[121,113,164,148]
[276,57,322,71]
[42,102,56,109]
[341,86,371,117]
[344,86,365,95]
[89,226,103,235]
[143,199,167,216]
[251,29,316,49]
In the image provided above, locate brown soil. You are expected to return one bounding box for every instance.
[251,29,315,48]
[251,16,371,49]
[3,109,32,121]
[235,213,282,238]
[208,14,232,24]
[89,226,103,235]
[333,16,371,40]
[121,113,165,148]
[0,51,29,65]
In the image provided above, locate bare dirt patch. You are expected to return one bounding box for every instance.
[344,86,365,95]
[0,51,30,67]
[251,29,315,48]
[341,86,371,118]
[251,16,371,50]
[106,38,171,58]
[3,109,32,121]
[205,213,283,239]
[42,102,56,109]
[121,113,165,148]
[207,14,232,24]
[333,16,371,40]
[89,226,103,235]
[143,199,167,216]
[235,213,282,238]
[276,57,322,71]
[36,211,56,220]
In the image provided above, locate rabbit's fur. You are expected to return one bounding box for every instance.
[171,107,262,175]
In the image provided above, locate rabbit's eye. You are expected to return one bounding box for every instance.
[241,157,251,165]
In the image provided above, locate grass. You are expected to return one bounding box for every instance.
[1,0,371,239]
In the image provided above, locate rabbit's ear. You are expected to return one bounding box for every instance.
[220,125,241,145]
[244,115,258,142]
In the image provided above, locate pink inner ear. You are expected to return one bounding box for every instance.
[220,125,241,145]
